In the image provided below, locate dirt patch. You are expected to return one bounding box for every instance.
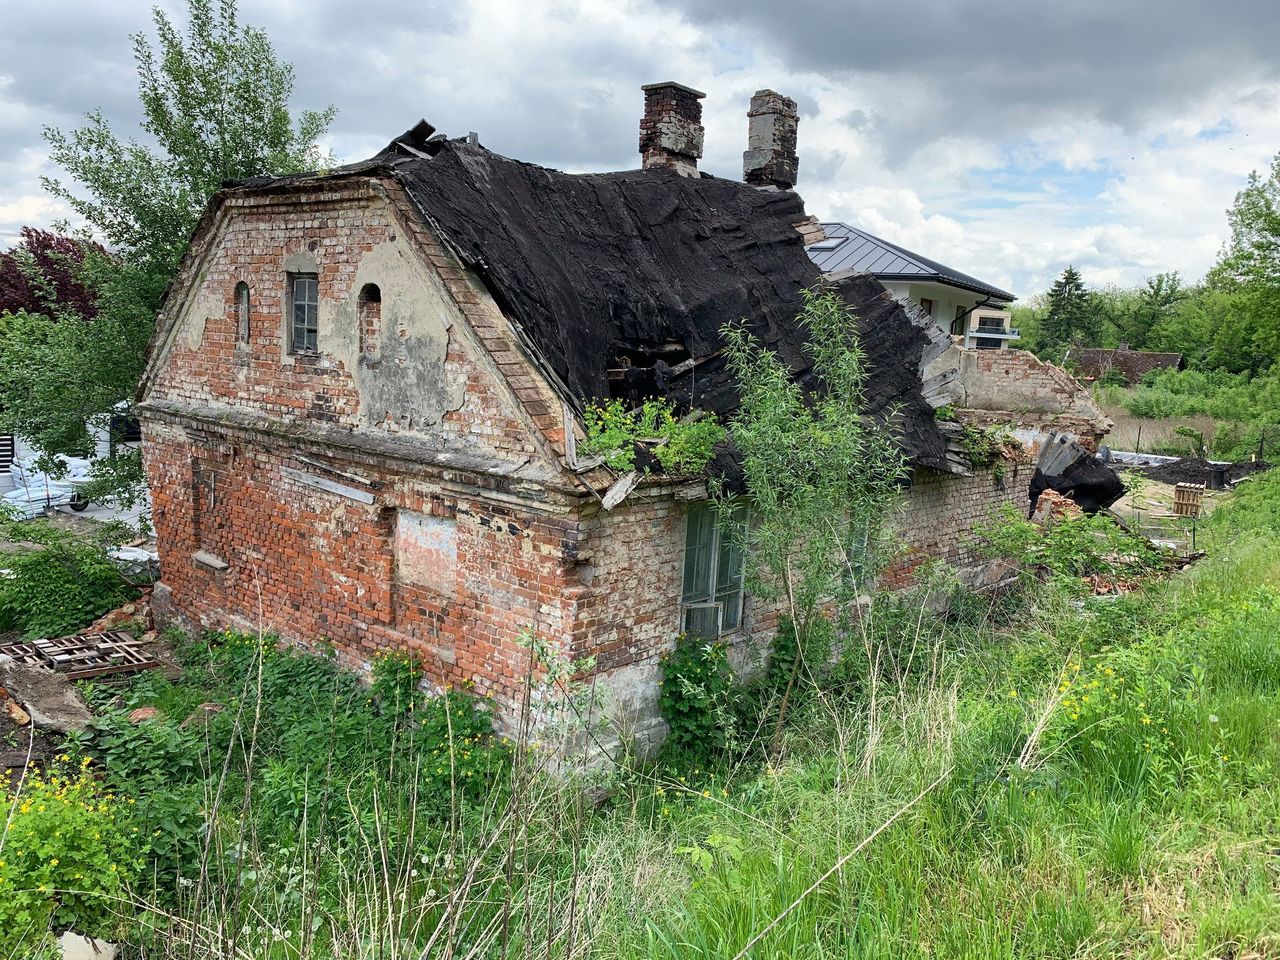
[1,703,63,785]
[0,657,94,733]
[1136,458,1272,486]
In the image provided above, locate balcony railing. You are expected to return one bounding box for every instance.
[972,325,1020,338]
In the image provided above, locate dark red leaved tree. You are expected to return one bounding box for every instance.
[0,227,104,319]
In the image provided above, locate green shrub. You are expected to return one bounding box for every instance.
[370,648,424,715]
[659,634,735,757]
[980,504,1164,582]
[1117,367,1280,460]
[76,631,512,903]
[958,421,1013,468]
[412,689,510,812]
[581,398,724,475]
[0,761,140,953]
[0,539,136,639]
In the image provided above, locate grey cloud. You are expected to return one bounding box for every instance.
[659,0,1280,163]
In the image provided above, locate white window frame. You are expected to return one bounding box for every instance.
[289,273,319,354]
[680,501,748,638]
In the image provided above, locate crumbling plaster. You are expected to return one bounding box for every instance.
[345,234,466,434]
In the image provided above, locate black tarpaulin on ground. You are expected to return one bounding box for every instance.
[1029,457,1126,515]
[390,139,952,472]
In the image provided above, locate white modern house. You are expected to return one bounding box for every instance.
[807,222,1019,349]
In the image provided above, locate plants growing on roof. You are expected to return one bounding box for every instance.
[580,398,725,475]
[958,421,1015,469]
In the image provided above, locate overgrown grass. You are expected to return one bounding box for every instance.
[1098,367,1280,459]
[7,476,1280,957]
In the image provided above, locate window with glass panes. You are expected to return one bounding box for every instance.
[289,274,319,353]
[680,502,748,638]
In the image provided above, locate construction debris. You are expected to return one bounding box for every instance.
[1136,456,1271,487]
[1032,489,1084,524]
[1172,483,1205,519]
[0,654,93,734]
[0,631,159,680]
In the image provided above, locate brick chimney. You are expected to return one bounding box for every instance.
[640,81,706,177]
[743,89,799,189]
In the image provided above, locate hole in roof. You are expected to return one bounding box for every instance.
[807,236,847,252]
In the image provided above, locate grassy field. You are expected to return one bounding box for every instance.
[1096,369,1280,461]
[1100,406,1217,456]
[5,474,1280,957]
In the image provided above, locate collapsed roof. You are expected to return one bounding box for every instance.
[1071,345,1185,386]
[386,133,953,471]
[225,125,956,472]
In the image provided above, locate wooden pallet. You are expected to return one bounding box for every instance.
[1173,483,1206,519]
[0,631,158,680]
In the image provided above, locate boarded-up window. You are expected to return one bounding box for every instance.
[396,511,457,597]
[235,281,251,344]
[358,283,382,359]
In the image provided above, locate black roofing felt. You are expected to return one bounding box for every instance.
[226,135,952,471]
[809,222,1016,303]
[392,141,951,471]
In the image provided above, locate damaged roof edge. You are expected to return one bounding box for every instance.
[146,134,960,480]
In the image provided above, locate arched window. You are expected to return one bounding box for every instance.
[235,281,250,344]
[358,283,382,358]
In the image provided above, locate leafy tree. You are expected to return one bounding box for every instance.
[0,227,105,319]
[1041,265,1096,350]
[0,0,334,506]
[1127,272,1187,348]
[42,0,335,276]
[1209,151,1280,367]
[1146,287,1260,374]
[720,289,906,743]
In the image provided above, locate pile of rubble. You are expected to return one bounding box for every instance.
[1,590,170,776]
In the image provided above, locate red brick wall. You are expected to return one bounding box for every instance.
[141,174,1045,752]
[144,416,582,716]
[886,459,1033,586]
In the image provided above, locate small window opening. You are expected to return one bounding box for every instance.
[358,283,382,358]
[289,273,319,353]
[681,501,748,638]
[235,281,251,344]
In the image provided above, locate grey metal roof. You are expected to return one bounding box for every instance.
[807,222,1015,302]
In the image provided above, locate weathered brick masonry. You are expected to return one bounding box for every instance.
[140,166,1085,752]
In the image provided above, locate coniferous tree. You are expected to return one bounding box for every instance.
[1042,265,1093,349]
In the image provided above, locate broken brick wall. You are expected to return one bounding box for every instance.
[143,414,582,718]
[884,459,1034,588]
[942,348,1112,446]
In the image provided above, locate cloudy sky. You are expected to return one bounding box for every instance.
[2,0,1278,298]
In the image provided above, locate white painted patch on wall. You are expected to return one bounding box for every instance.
[396,511,458,598]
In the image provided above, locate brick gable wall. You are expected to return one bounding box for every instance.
[145,180,565,477]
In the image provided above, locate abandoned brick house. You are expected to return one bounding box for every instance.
[138,83,1109,749]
